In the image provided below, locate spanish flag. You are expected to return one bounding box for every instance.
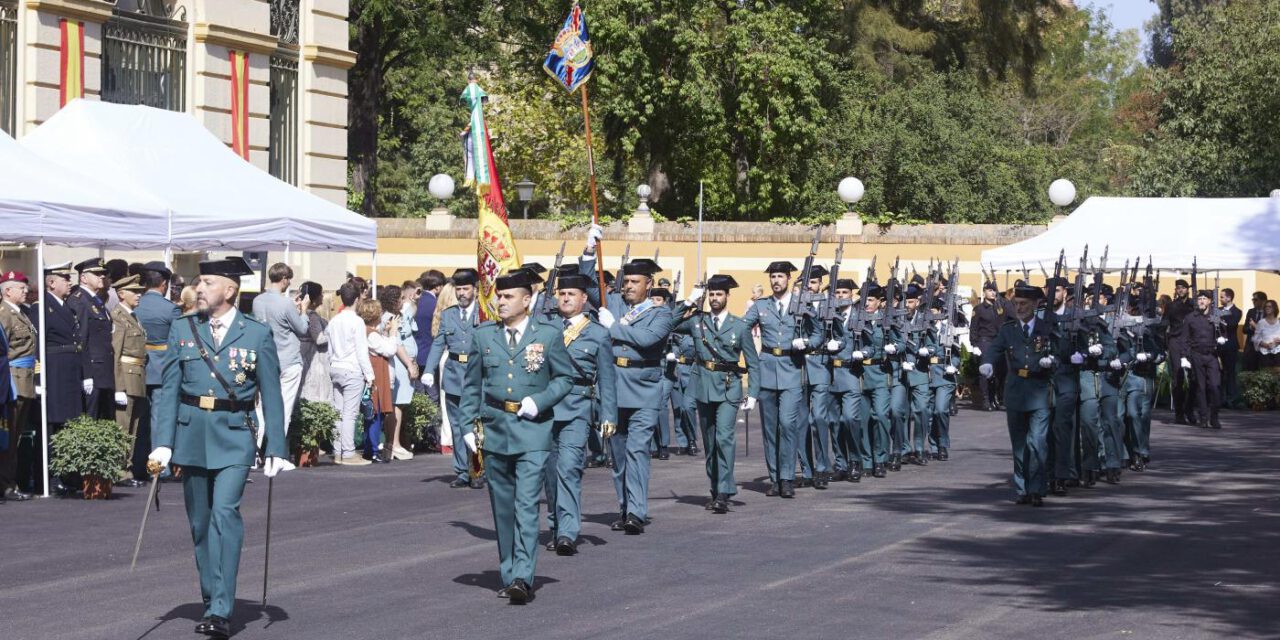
[461,80,520,320]
[229,51,250,160]
[59,20,85,106]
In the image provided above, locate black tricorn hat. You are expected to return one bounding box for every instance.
[621,258,661,277]
[1014,284,1045,300]
[451,268,479,286]
[808,265,829,279]
[495,269,538,291]
[556,273,592,291]
[198,256,253,279]
[765,261,798,275]
[706,274,739,291]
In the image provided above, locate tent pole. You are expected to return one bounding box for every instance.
[371,250,378,291]
[36,240,49,498]
[284,241,291,266]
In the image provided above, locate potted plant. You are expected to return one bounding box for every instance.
[50,415,132,500]
[290,400,339,467]
[1239,370,1280,411]
[405,392,442,452]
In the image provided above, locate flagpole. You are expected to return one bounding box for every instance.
[580,84,608,294]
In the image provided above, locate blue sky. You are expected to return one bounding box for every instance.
[1078,0,1160,34]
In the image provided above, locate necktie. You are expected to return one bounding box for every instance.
[712,316,720,332]
[210,319,223,347]
[508,328,518,349]
[1024,323,1032,339]
[776,300,784,316]
[563,317,571,330]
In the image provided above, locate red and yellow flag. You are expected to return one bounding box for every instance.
[59,20,85,106]
[461,80,521,320]
[229,51,250,160]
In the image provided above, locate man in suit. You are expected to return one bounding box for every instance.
[742,261,822,497]
[149,257,292,639]
[968,280,1007,410]
[42,262,84,495]
[66,258,115,419]
[980,284,1057,506]
[673,275,760,513]
[1218,288,1242,408]
[414,269,446,401]
[0,272,37,500]
[542,272,617,555]
[110,275,150,486]
[135,262,181,479]
[424,268,486,489]
[457,269,573,604]
[1118,294,1164,471]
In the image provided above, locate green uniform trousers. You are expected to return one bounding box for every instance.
[485,450,549,588]
[698,400,739,497]
[182,464,251,620]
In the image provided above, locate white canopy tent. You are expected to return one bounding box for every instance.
[981,197,1280,272]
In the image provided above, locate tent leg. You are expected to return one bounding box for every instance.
[371,250,378,291]
[37,240,49,498]
[284,241,291,266]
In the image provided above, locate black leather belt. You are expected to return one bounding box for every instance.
[571,378,595,387]
[47,344,81,354]
[700,360,745,374]
[615,357,662,368]
[181,394,256,412]
[1015,369,1051,379]
[764,347,795,357]
[447,352,469,363]
[485,397,521,414]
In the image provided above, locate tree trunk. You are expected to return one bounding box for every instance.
[348,13,383,217]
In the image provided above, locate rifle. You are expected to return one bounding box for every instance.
[671,270,682,303]
[541,241,566,317]
[1209,271,1225,338]
[820,236,846,343]
[1109,258,1131,339]
[1190,256,1198,301]
[787,227,823,335]
[1020,262,1031,286]
[846,256,877,352]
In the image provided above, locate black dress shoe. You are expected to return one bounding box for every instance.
[848,468,862,482]
[1175,414,1188,425]
[1050,480,1067,496]
[780,480,795,498]
[206,615,231,639]
[115,478,145,488]
[657,447,670,460]
[687,446,700,456]
[195,617,213,633]
[814,474,829,490]
[1030,495,1044,507]
[711,495,729,514]
[889,456,902,472]
[705,495,716,510]
[1015,494,1031,505]
[4,488,32,501]
[1210,419,1222,429]
[764,482,780,497]
[1064,478,1081,488]
[610,514,627,531]
[1104,469,1120,484]
[1082,471,1097,488]
[939,448,949,461]
[507,579,530,604]
[555,536,577,556]
[833,469,848,482]
[545,538,558,552]
[795,477,813,488]
[949,405,959,417]
[872,464,886,478]
[448,478,470,488]
[910,454,928,466]
[623,513,645,534]
[471,477,488,490]
[497,587,512,599]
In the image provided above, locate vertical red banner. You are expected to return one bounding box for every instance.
[229,50,250,160]
[59,20,85,106]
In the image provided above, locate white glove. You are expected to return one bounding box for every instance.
[598,307,616,328]
[263,456,295,479]
[148,446,172,469]
[114,391,128,407]
[665,352,677,362]
[903,362,915,371]
[686,287,705,305]
[1216,336,1227,345]
[884,343,898,355]
[851,350,865,360]
[1180,357,1191,370]
[1039,356,1054,369]
[826,340,840,353]
[1088,344,1103,356]
[1109,358,1123,370]
[462,432,478,453]
[585,223,604,251]
[420,373,435,388]
[1137,352,1149,363]
[970,346,982,357]
[945,365,958,375]
[741,396,757,412]
[917,347,931,357]
[1070,352,1085,365]
[82,378,94,395]
[791,338,807,351]
[979,363,994,378]
[517,397,538,419]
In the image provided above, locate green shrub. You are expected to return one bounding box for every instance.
[51,415,132,479]
[1239,370,1280,410]
[291,400,339,451]
[403,393,442,445]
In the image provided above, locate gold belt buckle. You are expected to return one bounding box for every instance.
[832,359,844,368]
[616,357,630,367]
[677,356,688,364]
[930,357,940,364]
[503,400,520,413]
[704,361,715,371]
[1018,369,1029,378]
[770,347,784,356]
[457,353,469,363]
[198,395,216,410]
[863,359,873,365]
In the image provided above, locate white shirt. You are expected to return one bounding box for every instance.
[711,309,729,328]
[1020,318,1036,336]
[1253,317,1280,351]
[208,307,237,345]
[327,308,374,383]
[502,316,531,346]
[366,325,399,358]
[772,293,791,314]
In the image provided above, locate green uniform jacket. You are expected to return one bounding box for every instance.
[458,319,574,455]
[673,311,761,404]
[152,311,287,469]
[981,317,1056,412]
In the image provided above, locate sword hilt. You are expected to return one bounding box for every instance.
[146,459,164,476]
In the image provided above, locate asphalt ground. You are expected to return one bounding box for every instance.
[1,407,1276,640]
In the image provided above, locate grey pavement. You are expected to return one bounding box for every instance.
[1,407,1276,640]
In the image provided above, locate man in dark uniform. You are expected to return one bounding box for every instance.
[980,284,1056,506]
[1165,279,1196,424]
[42,262,84,495]
[1218,288,1242,408]
[969,279,1007,410]
[66,258,115,419]
[1188,290,1223,429]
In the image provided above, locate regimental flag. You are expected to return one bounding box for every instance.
[229,51,250,160]
[543,2,594,94]
[461,80,521,320]
[59,20,85,106]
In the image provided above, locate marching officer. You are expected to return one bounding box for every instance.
[66,258,115,419]
[980,283,1056,506]
[797,265,834,489]
[110,275,149,486]
[1069,283,1121,486]
[1044,277,1079,491]
[1188,289,1223,429]
[651,285,676,460]
[424,268,486,489]
[457,269,574,604]
[0,271,37,500]
[969,279,1008,410]
[852,284,901,478]
[899,285,935,466]
[742,261,819,498]
[671,275,759,512]
[148,257,292,639]
[1118,293,1163,471]
[42,262,83,496]
[543,272,617,556]
[828,278,865,481]
[927,298,961,461]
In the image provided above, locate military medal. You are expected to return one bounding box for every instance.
[235,371,247,385]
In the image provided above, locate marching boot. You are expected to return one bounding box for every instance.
[795,476,814,489]
[1050,479,1067,496]
[849,466,862,482]
[1082,470,1097,488]
[779,480,796,498]
[872,464,886,478]
[764,482,780,497]
[939,447,949,461]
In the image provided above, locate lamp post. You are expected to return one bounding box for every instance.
[514,178,536,220]
[836,176,865,236]
[629,183,655,233]
[425,173,456,230]
[1048,178,1075,227]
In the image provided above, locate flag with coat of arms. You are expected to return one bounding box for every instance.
[543,2,595,94]
[461,79,521,320]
